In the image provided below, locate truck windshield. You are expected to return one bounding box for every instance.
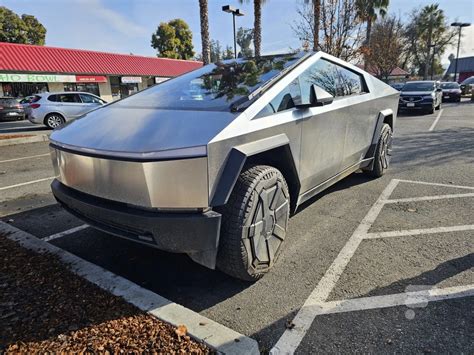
[116,53,305,111]
[402,82,435,92]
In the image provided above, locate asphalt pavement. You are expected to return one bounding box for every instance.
[1,99,473,353]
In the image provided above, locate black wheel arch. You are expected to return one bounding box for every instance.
[210,134,300,213]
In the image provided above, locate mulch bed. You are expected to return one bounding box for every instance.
[0,234,209,353]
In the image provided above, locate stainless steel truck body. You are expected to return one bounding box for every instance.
[50,51,399,280]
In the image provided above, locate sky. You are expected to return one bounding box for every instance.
[3,0,474,67]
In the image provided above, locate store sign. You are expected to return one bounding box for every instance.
[121,76,142,84]
[0,73,76,83]
[155,77,170,84]
[75,75,107,83]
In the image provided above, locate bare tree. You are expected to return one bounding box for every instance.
[365,16,403,81]
[292,0,364,62]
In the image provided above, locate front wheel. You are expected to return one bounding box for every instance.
[217,165,290,281]
[364,123,392,178]
[45,113,65,129]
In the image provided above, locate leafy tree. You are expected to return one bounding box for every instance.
[223,45,235,59]
[210,40,222,63]
[237,27,254,58]
[365,16,403,81]
[239,0,267,57]
[355,0,389,69]
[401,5,456,78]
[198,0,210,64]
[0,7,46,45]
[151,19,194,60]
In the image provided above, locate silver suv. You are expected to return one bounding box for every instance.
[26,92,106,129]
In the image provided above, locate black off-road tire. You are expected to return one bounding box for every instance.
[364,123,392,178]
[216,165,290,281]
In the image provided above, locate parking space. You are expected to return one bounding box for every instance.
[1,100,473,352]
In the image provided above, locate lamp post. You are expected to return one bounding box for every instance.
[222,5,245,59]
[450,22,471,82]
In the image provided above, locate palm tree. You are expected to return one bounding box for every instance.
[199,0,211,64]
[304,0,321,51]
[417,4,444,79]
[356,0,389,68]
[239,0,266,57]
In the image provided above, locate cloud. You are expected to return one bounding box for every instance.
[78,0,147,37]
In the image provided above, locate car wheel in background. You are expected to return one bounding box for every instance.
[45,113,65,129]
[217,165,290,281]
[436,101,441,110]
[427,104,435,114]
[364,123,392,178]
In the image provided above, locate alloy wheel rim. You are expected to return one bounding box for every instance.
[246,178,289,270]
[380,130,392,169]
[48,115,62,128]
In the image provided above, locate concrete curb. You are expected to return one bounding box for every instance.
[0,134,49,147]
[0,221,260,355]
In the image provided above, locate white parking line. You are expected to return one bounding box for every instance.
[271,179,400,354]
[365,224,474,239]
[0,153,49,164]
[313,284,474,316]
[397,179,474,191]
[429,108,444,131]
[43,224,89,242]
[0,176,55,191]
[386,192,474,204]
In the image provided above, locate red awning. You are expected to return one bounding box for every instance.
[0,42,202,77]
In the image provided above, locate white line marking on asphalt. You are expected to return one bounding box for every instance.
[314,284,474,316]
[271,179,400,354]
[429,108,443,131]
[0,176,55,191]
[365,224,474,239]
[0,221,260,354]
[43,224,89,242]
[386,192,474,204]
[0,153,49,164]
[397,179,474,191]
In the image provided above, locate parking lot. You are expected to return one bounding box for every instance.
[1,100,473,353]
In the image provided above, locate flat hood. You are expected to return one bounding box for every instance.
[50,106,237,158]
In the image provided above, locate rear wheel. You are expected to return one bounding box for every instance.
[217,165,290,281]
[364,123,392,178]
[45,113,65,129]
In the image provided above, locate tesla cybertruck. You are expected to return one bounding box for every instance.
[49,51,399,281]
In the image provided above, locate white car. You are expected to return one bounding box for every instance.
[26,92,106,129]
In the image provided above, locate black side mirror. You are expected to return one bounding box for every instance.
[294,84,334,109]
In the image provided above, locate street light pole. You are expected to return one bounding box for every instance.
[222,5,245,59]
[429,44,436,80]
[450,22,471,82]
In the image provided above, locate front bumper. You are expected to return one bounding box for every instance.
[0,112,25,121]
[51,179,221,268]
[398,100,433,110]
[442,93,461,101]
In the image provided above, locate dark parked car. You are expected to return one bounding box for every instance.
[398,81,442,114]
[390,82,405,91]
[49,51,398,281]
[0,98,25,121]
[440,82,462,102]
[460,76,474,95]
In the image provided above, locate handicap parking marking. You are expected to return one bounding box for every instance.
[271,178,474,354]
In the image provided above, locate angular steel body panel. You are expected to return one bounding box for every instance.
[50,148,209,208]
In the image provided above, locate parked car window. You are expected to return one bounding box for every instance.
[299,59,341,98]
[48,94,58,102]
[441,83,460,89]
[115,53,306,111]
[59,94,81,103]
[402,82,435,91]
[461,77,474,85]
[336,65,366,95]
[80,94,104,104]
[255,78,301,118]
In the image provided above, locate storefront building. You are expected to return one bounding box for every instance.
[0,42,202,101]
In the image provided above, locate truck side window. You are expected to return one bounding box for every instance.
[255,78,300,118]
